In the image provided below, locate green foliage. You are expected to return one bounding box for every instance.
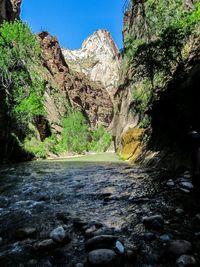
[0,20,45,136]
[59,110,89,153]
[123,0,200,128]
[89,126,112,152]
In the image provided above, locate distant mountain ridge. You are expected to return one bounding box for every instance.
[62,29,121,95]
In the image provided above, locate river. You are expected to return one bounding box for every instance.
[0,153,199,266]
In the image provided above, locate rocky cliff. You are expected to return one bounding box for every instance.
[62,30,121,96]
[0,0,21,23]
[38,32,113,129]
[115,0,200,167]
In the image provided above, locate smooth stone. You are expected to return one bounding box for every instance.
[143,232,156,241]
[0,237,2,245]
[15,227,37,240]
[49,226,66,243]
[85,225,97,237]
[194,232,200,237]
[160,234,172,242]
[88,249,117,265]
[180,182,194,190]
[166,179,175,187]
[179,188,191,194]
[176,254,196,267]
[167,240,192,257]
[34,239,55,251]
[85,235,117,251]
[175,209,185,215]
[115,240,125,254]
[142,215,164,229]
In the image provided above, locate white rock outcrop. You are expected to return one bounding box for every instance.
[62,29,120,95]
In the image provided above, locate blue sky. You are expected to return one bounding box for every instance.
[21,0,125,50]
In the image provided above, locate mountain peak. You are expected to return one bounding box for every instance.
[62,29,120,93]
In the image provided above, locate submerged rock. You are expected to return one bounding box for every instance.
[142,215,164,230]
[115,240,125,254]
[88,249,117,266]
[167,240,192,257]
[50,226,69,243]
[176,254,196,267]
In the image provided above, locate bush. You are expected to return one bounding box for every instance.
[89,126,112,152]
[59,110,89,153]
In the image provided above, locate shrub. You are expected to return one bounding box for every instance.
[89,126,112,152]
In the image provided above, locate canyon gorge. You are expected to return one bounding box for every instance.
[0,0,200,266]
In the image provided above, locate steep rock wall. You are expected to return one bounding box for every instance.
[38,32,113,129]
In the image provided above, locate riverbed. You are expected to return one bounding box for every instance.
[0,153,199,266]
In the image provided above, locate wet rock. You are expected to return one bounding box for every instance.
[85,235,117,251]
[159,234,172,242]
[0,237,2,245]
[33,239,55,251]
[166,179,175,187]
[88,249,117,266]
[175,209,185,215]
[85,225,97,237]
[142,232,156,241]
[115,240,125,254]
[179,188,191,193]
[142,215,164,230]
[176,254,196,267]
[167,240,192,257]
[15,227,37,240]
[49,226,66,243]
[179,182,194,191]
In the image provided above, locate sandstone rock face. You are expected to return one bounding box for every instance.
[62,30,121,96]
[0,0,21,23]
[38,32,113,128]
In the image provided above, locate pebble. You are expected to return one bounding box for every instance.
[143,232,156,241]
[49,226,66,243]
[159,234,172,242]
[85,225,97,237]
[34,239,55,251]
[175,209,185,215]
[179,182,194,191]
[179,188,191,194]
[167,240,192,257]
[88,249,117,265]
[166,179,175,187]
[85,235,117,251]
[176,254,196,267]
[142,215,164,229]
[115,240,125,254]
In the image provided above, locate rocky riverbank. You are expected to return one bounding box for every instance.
[0,157,199,266]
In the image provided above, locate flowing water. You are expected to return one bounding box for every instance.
[0,153,199,267]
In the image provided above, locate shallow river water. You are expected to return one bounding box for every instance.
[0,153,199,267]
